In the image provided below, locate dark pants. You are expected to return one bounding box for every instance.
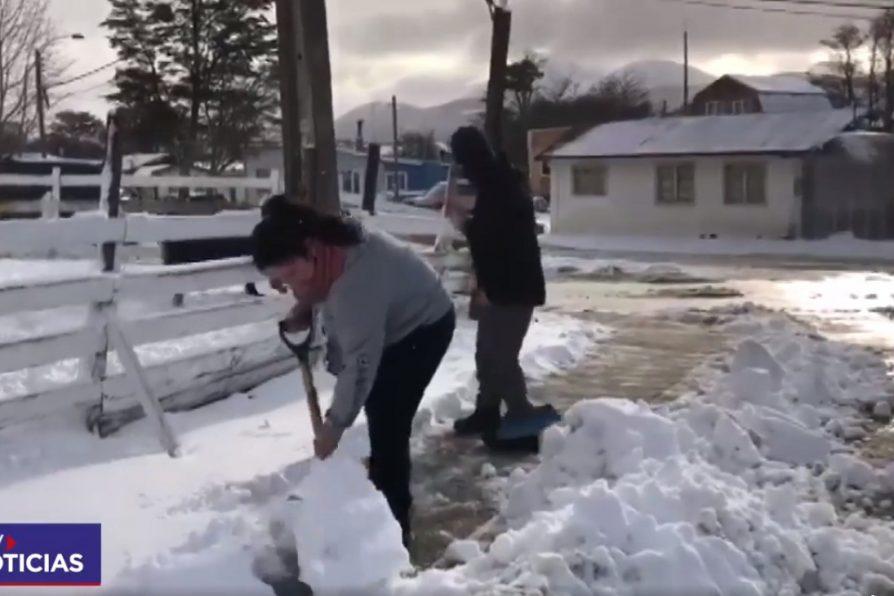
[364,308,456,537]
[476,304,534,414]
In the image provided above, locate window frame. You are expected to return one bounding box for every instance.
[570,163,608,197]
[385,171,408,192]
[723,162,767,206]
[655,162,696,205]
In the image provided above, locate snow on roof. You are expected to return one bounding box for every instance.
[7,153,101,166]
[830,131,894,163]
[549,109,856,159]
[122,153,170,171]
[731,74,825,95]
[133,163,176,176]
[758,93,832,113]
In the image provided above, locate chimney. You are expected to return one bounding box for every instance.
[356,119,365,151]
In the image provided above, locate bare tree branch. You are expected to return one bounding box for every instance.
[0,0,63,150]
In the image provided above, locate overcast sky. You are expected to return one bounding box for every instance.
[50,0,868,119]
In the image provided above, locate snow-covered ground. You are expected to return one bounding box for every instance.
[395,310,894,596]
[0,301,596,594]
[8,248,894,594]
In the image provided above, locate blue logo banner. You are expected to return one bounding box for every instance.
[0,524,101,587]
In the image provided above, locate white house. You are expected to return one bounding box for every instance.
[545,109,859,239]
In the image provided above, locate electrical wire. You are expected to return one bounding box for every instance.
[728,0,891,10]
[50,59,121,90]
[653,0,880,20]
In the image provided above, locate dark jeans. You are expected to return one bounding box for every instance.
[475,304,534,414]
[364,307,456,537]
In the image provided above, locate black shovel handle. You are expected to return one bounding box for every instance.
[277,314,324,433]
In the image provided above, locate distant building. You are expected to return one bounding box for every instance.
[691,74,833,116]
[527,127,573,199]
[244,144,450,203]
[543,109,893,240]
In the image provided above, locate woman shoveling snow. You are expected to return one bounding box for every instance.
[251,196,456,550]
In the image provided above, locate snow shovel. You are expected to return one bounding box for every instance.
[278,315,324,436]
[481,405,562,455]
[252,315,322,596]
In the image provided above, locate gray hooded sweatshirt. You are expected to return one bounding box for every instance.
[321,225,454,433]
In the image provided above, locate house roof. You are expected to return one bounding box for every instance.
[547,109,857,159]
[758,93,832,113]
[730,74,825,95]
[122,153,171,172]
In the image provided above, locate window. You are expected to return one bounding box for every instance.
[385,171,408,191]
[541,159,551,177]
[656,163,695,204]
[256,168,271,178]
[341,171,353,193]
[793,175,803,198]
[352,172,361,194]
[731,99,748,115]
[571,164,607,196]
[705,101,720,115]
[724,163,766,205]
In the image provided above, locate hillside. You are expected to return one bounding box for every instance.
[335,97,483,142]
[335,60,818,140]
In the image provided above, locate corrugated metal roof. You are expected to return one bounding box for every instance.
[549,109,856,159]
[758,93,833,113]
[732,74,825,95]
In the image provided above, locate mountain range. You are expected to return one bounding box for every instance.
[334,59,804,142]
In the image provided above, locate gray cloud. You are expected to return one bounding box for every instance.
[337,0,865,66]
[55,0,869,117]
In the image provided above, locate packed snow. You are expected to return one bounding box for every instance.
[0,304,596,594]
[392,310,894,596]
[8,249,894,594]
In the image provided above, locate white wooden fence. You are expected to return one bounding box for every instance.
[0,167,469,456]
[0,167,284,218]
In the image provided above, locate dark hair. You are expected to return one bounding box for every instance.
[251,195,363,270]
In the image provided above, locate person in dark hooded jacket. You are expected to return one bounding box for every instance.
[448,126,548,437]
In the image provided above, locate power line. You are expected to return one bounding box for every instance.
[654,0,878,20]
[735,0,891,10]
[50,59,121,90]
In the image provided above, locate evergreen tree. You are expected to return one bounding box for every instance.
[102,0,277,171]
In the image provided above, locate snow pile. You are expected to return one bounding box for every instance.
[291,456,411,593]
[395,314,894,595]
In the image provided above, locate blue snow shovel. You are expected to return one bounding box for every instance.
[496,404,562,441]
[481,405,562,454]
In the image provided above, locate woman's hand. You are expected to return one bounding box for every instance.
[283,303,312,333]
[313,420,341,460]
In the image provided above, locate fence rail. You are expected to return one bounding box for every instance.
[0,140,469,455]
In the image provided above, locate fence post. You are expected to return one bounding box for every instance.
[40,167,62,219]
[271,169,284,194]
[84,111,124,437]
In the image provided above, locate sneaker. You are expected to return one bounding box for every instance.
[453,406,500,437]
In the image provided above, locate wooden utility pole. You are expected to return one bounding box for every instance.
[484,0,511,152]
[362,143,381,215]
[274,0,303,199]
[35,50,47,157]
[274,0,340,214]
[391,95,399,203]
[683,30,690,113]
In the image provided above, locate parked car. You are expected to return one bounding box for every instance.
[410,181,447,209]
